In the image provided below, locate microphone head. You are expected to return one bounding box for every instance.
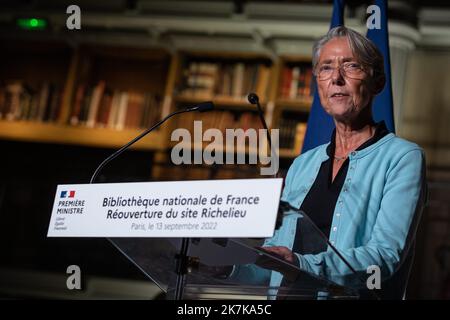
[247,93,259,105]
[197,101,215,112]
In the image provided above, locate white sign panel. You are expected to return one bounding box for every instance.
[47,178,283,238]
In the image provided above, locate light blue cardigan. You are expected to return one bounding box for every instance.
[233,133,427,297]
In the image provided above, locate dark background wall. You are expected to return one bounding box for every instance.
[0,140,155,297]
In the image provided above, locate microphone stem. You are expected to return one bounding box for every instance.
[255,101,272,150]
[89,108,192,184]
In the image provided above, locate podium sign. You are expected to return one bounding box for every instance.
[47,178,283,238]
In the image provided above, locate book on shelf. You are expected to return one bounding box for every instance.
[106,91,121,129]
[279,64,314,101]
[70,84,85,125]
[255,64,270,100]
[180,61,270,102]
[0,80,63,123]
[115,91,129,131]
[96,91,112,128]
[69,82,163,130]
[289,67,300,100]
[293,122,307,154]
[279,118,307,154]
[182,62,218,98]
[86,81,106,128]
[231,63,245,98]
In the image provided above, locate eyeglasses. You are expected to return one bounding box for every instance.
[315,62,366,81]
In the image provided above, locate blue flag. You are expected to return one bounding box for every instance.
[301,0,344,153]
[366,0,395,133]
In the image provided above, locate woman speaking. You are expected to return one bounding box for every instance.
[234,26,427,300]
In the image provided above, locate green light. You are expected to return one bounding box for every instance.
[17,18,47,30]
[30,19,38,27]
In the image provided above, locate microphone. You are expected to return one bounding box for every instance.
[89,101,215,184]
[247,93,271,150]
[247,92,259,105]
[248,92,277,178]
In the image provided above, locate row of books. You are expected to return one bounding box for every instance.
[0,81,63,122]
[0,80,164,131]
[279,65,314,100]
[69,82,163,130]
[278,119,307,154]
[179,62,270,101]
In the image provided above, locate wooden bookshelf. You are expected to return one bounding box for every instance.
[176,54,273,103]
[0,120,166,150]
[0,41,172,152]
[0,37,316,177]
[271,56,315,157]
[81,45,170,93]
